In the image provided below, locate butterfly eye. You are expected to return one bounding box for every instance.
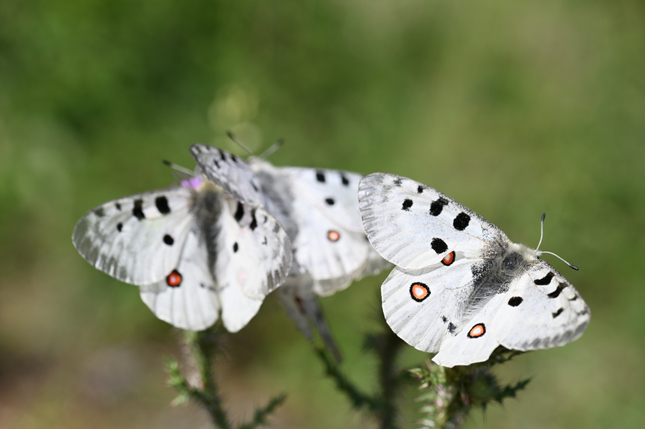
[441,251,456,266]
[166,270,183,287]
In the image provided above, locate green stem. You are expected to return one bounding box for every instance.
[185,329,232,429]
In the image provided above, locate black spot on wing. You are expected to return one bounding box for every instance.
[431,238,448,254]
[250,209,258,231]
[155,196,171,214]
[441,316,448,323]
[233,242,239,253]
[535,272,554,285]
[417,186,424,194]
[116,222,123,232]
[453,212,470,231]
[402,199,413,211]
[508,296,523,307]
[393,177,403,186]
[115,202,122,211]
[132,199,145,220]
[547,282,567,298]
[447,323,456,334]
[231,154,239,163]
[93,207,105,217]
[234,202,244,222]
[316,171,326,183]
[429,198,448,216]
[163,234,174,245]
[340,173,350,186]
[552,308,564,318]
[325,198,335,205]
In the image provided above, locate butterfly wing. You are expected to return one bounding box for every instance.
[490,260,590,351]
[190,144,264,205]
[139,227,220,331]
[259,165,384,290]
[214,197,292,331]
[72,187,195,285]
[381,260,484,355]
[359,173,507,270]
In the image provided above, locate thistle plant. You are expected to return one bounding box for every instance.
[166,305,531,429]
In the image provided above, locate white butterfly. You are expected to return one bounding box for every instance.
[190,144,389,360]
[358,173,590,367]
[72,168,292,332]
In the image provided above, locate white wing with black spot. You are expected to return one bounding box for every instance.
[215,197,293,300]
[359,173,506,271]
[254,163,389,290]
[139,227,220,331]
[73,187,195,285]
[490,260,590,351]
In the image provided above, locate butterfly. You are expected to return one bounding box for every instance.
[190,143,389,360]
[358,173,590,367]
[72,165,292,332]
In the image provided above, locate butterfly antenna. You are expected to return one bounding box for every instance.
[259,138,284,160]
[540,251,579,271]
[535,212,579,271]
[535,213,546,251]
[162,160,195,176]
[226,130,254,155]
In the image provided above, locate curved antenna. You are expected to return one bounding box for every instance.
[226,130,254,155]
[535,212,579,271]
[540,251,579,271]
[535,213,546,251]
[259,138,284,160]
[162,160,194,176]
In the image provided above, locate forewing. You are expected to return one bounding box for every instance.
[72,187,194,285]
[215,197,292,301]
[139,228,220,331]
[359,173,507,270]
[190,144,264,205]
[491,260,590,351]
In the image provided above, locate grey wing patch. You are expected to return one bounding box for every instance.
[190,144,264,206]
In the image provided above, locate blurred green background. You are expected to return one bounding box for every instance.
[1,0,643,428]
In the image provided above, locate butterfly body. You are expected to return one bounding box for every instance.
[359,172,590,367]
[73,172,292,332]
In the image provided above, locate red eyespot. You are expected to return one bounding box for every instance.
[328,230,340,242]
[467,323,486,338]
[441,251,455,266]
[166,270,182,287]
[410,282,430,302]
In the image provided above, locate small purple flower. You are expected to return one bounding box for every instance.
[181,176,203,189]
